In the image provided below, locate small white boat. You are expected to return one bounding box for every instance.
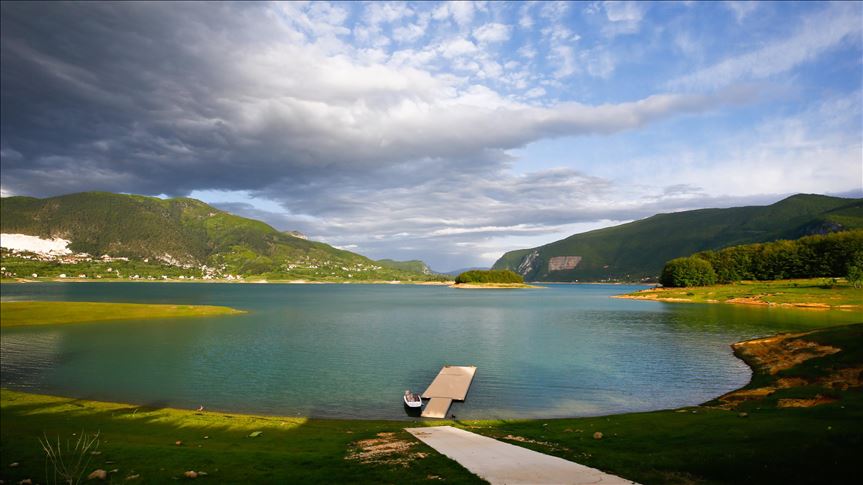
[403,389,422,408]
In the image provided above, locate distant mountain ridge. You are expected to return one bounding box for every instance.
[0,192,442,281]
[375,259,437,275]
[492,194,863,282]
[440,267,490,276]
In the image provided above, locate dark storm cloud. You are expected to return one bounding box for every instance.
[5,2,831,269]
[1,1,749,200]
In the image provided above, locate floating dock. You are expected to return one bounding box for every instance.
[421,365,476,418]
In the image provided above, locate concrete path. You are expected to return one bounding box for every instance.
[405,426,637,485]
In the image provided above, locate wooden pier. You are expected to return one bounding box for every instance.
[421,365,476,418]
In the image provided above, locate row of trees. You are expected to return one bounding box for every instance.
[660,230,863,287]
[455,269,524,284]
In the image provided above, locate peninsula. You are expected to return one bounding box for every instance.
[0,301,245,327]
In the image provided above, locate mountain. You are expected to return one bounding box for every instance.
[441,267,490,276]
[375,259,436,275]
[0,192,443,281]
[492,194,863,282]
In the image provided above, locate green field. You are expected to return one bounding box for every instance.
[620,278,863,309]
[0,301,245,327]
[2,324,861,484]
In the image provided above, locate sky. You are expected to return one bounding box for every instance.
[1,1,861,271]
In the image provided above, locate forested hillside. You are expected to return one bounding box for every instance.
[493,194,863,282]
[0,192,444,281]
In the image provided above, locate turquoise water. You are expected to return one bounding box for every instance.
[1,283,858,419]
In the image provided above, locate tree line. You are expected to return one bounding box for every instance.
[660,230,863,287]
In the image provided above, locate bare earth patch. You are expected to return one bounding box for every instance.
[501,434,569,452]
[345,432,428,467]
[714,331,852,409]
[726,296,769,306]
[777,395,838,408]
[823,367,863,390]
[732,334,840,375]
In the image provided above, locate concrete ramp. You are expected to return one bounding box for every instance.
[406,426,637,485]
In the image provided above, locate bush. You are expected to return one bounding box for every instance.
[660,257,717,287]
[454,269,524,284]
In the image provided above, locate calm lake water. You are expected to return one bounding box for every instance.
[1,282,859,419]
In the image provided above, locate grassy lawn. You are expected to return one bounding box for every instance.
[0,301,245,327]
[619,278,863,309]
[2,324,861,484]
[0,390,481,484]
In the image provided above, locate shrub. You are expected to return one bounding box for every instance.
[848,266,863,288]
[660,257,717,287]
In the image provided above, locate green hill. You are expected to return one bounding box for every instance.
[0,192,444,282]
[492,194,863,282]
[375,259,436,275]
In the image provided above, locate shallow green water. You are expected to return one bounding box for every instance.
[1,282,858,419]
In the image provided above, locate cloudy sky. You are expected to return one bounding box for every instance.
[1,1,861,270]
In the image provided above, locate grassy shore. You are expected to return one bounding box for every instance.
[2,324,861,484]
[1,278,453,285]
[617,278,863,309]
[0,301,245,327]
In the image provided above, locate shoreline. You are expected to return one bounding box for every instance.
[451,282,541,289]
[1,278,453,286]
[3,325,860,483]
[614,278,863,311]
[0,325,836,421]
[616,291,861,311]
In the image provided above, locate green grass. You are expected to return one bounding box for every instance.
[620,278,863,308]
[2,324,861,484]
[0,301,245,327]
[0,390,482,484]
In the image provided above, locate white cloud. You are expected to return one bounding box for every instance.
[393,22,426,43]
[451,1,478,29]
[517,44,537,59]
[602,1,645,36]
[365,2,415,26]
[473,22,512,44]
[433,1,478,30]
[525,87,546,98]
[670,3,862,90]
[439,38,479,58]
[724,1,758,23]
[551,45,577,79]
[519,2,535,29]
[613,93,862,197]
[581,47,615,79]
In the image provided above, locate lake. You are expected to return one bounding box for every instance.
[1,282,858,419]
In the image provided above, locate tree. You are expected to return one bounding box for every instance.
[660,257,717,287]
